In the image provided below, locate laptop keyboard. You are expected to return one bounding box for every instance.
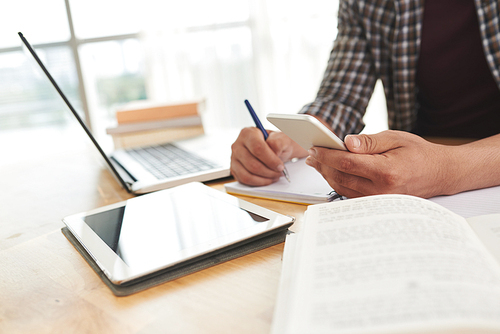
[126,143,220,179]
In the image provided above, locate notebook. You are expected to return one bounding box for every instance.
[19,32,234,194]
[225,158,341,204]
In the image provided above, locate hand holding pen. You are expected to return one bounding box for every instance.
[244,100,291,182]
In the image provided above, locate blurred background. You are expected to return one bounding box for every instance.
[0,0,387,141]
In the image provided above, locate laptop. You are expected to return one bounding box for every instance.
[19,32,234,194]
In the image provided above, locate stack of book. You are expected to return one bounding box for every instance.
[106,100,205,149]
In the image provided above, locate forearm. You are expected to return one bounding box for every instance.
[441,134,500,195]
[298,0,376,139]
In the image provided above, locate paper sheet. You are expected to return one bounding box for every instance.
[429,185,500,218]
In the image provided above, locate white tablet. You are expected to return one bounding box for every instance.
[267,113,346,151]
[63,182,294,285]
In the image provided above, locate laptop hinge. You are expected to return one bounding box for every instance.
[109,157,136,191]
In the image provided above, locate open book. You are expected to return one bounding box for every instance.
[272,194,500,334]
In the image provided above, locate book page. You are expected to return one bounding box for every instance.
[468,214,500,267]
[275,195,500,334]
[271,232,299,334]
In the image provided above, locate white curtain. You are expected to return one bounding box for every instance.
[139,0,387,133]
[138,0,340,132]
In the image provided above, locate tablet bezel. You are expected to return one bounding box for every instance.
[63,182,294,284]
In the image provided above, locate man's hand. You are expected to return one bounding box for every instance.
[230,127,308,186]
[305,130,455,198]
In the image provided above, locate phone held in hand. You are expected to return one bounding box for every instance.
[266,113,346,151]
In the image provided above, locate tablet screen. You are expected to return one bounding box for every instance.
[82,188,269,270]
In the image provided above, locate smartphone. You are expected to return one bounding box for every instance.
[266,113,346,151]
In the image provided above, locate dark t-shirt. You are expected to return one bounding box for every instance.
[415,0,500,138]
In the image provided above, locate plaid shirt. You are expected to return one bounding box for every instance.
[300,0,500,139]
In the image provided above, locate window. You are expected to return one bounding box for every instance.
[3,1,376,136]
[0,47,80,129]
[0,0,74,130]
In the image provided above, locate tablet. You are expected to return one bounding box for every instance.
[266,113,346,151]
[63,182,294,285]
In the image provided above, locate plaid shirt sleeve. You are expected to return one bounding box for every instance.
[299,0,379,139]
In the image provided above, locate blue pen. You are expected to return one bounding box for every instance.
[244,99,291,182]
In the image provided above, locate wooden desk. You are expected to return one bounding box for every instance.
[0,126,307,334]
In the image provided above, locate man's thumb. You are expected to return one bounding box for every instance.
[345,132,396,154]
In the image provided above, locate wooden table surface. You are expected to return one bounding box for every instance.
[0,126,308,334]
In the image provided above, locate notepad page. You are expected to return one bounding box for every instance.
[225,158,334,204]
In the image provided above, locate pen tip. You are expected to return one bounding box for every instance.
[283,168,291,183]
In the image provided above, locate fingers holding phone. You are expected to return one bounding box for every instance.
[266,113,346,151]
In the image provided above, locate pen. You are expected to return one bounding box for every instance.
[244,99,291,182]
